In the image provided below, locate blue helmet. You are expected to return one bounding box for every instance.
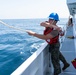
[48,13,59,21]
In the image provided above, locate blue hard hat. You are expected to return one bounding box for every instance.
[48,13,59,21]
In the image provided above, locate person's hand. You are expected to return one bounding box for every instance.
[58,28,65,36]
[26,30,36,36]
[56,27,62,31]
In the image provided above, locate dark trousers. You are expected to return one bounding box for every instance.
[49,42,67,74]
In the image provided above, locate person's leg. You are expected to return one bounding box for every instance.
[50,46,61,75]
[59,51,70,70]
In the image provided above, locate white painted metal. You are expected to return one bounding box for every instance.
[73,14,76,56]
[67,0,76,15]
[67,0,76,56]
[11,42,51,75]
[67,0,76,4]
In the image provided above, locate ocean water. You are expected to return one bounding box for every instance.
[0,18,68,75]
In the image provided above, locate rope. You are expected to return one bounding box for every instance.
[0,20,28,32]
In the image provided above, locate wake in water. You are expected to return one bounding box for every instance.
[0,32,44,75]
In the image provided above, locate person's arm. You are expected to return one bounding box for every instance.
[40,21,65,36]
[59,29,65,36]
[40,21,52,28]
[26,30,53,40]
[40,21,61,31]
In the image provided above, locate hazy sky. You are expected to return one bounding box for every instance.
[0,0,70,19]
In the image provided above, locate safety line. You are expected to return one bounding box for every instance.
[0,20,28,32]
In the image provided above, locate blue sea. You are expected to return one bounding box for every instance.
[0,18,68,75]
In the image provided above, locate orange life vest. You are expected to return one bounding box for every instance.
[44,27,59,44]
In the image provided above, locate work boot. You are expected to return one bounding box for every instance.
[62,63,70,71]
[54,72,61,75]
[54,73,59,75]
[54,74,58,75]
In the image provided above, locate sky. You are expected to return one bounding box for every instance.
[0,0,70,19]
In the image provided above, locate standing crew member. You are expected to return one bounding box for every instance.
[26,12,70,75]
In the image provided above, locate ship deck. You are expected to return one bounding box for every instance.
[47,26,76,75]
